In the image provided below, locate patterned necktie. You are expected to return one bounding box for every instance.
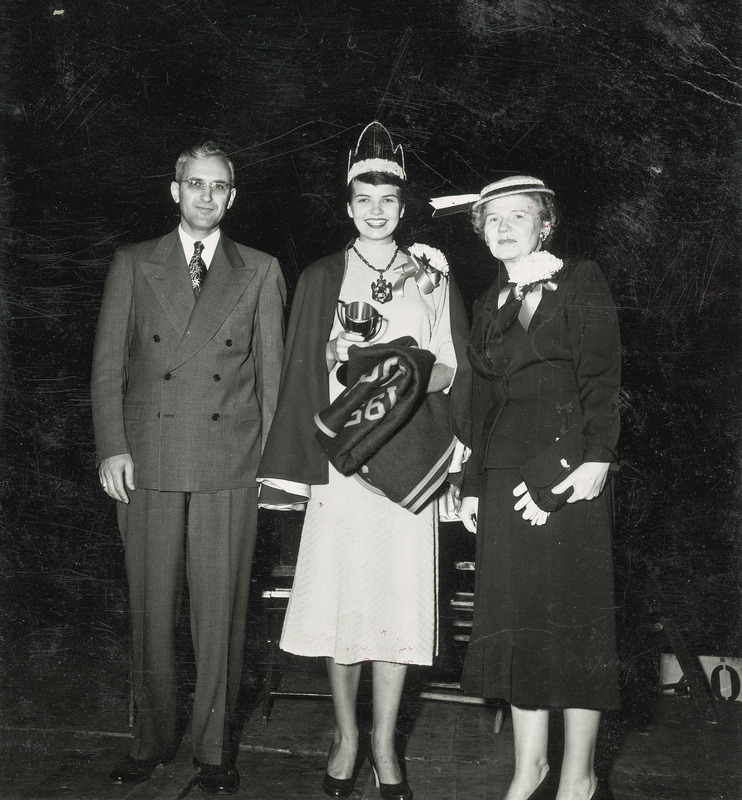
[188,240,206,296]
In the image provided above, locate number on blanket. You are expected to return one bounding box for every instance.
[344,385,398,428]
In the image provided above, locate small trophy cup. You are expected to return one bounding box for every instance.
[336,301,387,341]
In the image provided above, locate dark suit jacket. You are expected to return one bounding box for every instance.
[91,228,286,491]
[463,258,620,496]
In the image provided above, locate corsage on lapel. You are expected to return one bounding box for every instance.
[390,243,450,297]
[506,251,563,299]
[502,251,563,331]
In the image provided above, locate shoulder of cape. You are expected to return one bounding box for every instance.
[298,248,348,282]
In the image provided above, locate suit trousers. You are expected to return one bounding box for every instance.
[117,486,257,765]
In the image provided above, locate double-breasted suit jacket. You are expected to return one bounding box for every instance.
[91,227,285,765]
[464,257,621,496]
[91,228,286,489]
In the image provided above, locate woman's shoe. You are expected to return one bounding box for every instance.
[525,767,552,800]
[368,746,412,800]
[323,772,355,799]
[588,781,615,800]
[323,740,363,798]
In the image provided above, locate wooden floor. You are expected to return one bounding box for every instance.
[1,624,740,800]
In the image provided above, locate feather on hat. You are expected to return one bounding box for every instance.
[429,175,553,217]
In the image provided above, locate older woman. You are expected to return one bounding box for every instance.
[434,176,620,800]
[259,123,469,800]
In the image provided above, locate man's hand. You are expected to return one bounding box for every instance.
[99,453,135,504]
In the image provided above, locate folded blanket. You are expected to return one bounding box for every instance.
[315,338,456,513]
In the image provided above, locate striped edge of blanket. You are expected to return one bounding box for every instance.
[354,436,457,514]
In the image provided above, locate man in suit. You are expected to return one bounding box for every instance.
[91,142,285,793]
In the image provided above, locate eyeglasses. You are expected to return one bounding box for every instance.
[181,178,232,196]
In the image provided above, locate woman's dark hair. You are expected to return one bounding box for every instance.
[471,191,558,242]
[346,171,406,205]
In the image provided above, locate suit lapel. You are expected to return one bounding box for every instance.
[167,235,256,370]
[140,230,196,337]
[527,257,574,332]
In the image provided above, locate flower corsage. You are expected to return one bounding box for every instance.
[407,243,449,295]
[507,251,563,298]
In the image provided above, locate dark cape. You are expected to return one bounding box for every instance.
[257,244,471,495]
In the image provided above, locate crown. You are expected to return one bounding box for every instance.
[347,121,406,185]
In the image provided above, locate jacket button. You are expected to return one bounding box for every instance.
[153,335,161,342]
[212,413,220,421]
[225,339,233,347]
[213,374,221,382]
[164,372,172,380]
[503,358,510,365]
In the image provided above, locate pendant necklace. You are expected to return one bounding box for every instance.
[352,245,399,304]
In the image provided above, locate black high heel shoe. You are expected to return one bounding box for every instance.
[525,768,552,800]
[323,772,355,799]
[368,745,412,800]
[588,780,615,800]
[323,740,364,798]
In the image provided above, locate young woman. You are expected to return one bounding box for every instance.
[259,122,469,800]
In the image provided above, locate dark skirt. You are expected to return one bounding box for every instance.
[461,467,620,710]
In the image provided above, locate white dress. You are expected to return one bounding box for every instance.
[279,240,456,665]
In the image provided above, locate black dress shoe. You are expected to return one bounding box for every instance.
[195,761,240,795]
[526,768,552,800]
[108,753,169,784]
[368,748,412,800]
[589,782,615,800]
[323,771,356,798]
[371,768,413,800]
[323,738,366,799]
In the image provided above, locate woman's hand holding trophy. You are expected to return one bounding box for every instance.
[328,301,387,365]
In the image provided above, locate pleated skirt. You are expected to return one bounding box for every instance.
[279,461,438,666]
